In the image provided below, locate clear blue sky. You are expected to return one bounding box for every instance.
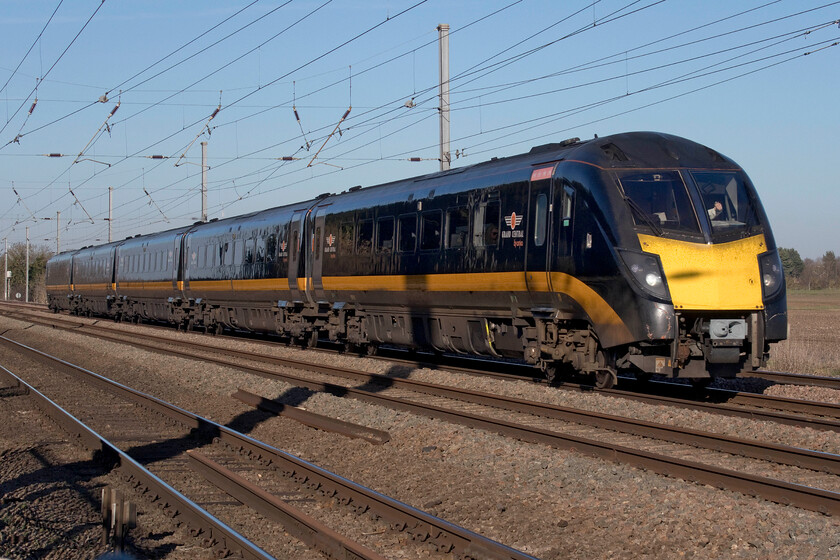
[1,0,837,259]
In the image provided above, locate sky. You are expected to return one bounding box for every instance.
[0,0,837,259]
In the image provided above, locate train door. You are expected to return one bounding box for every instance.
[555,184,575,272]
[525,165,557,302]
[288,209,308,302]
[308,204,330,302]
[175,232,187,295]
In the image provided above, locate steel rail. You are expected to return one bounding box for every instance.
[744,369,840,390]
[233,388,390,445]
[0,335,538,560]
[188,451,389,560]
[0,363,274,560]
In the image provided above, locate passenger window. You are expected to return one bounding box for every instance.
[398,215,417,253]
[265,234,276,263]
[357,220,373,255]
[420,211,442,251]
[339,222,354,255]
[377,218,394,253]
[445,207,469,249]
[473,200,500,248]
[223,242,233,266]
[534,194,548,246]
[245,239,254,264]
[255,238,265,262]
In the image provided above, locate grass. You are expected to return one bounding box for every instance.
[766,290,840,376]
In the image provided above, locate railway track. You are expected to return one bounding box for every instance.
[0,363,276,560]
[2,312,840,517]
[0,334,538,560]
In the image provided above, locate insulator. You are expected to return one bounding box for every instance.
[28,98,38,115]
[48,153,63,158]
[280,156,295,161]
[109,104,120,116]
[293,108,301,122]
[210,107,220,119]
[409,157,421,162]
[341,108,351,120]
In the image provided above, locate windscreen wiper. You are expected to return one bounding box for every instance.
[624,196,663,236]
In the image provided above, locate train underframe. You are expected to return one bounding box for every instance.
[50,294,769,391]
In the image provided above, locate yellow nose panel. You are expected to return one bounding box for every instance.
[637,233,766,311]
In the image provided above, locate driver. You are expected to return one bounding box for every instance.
[708,200,723,219]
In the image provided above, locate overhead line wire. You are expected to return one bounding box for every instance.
[0,0,64,97]
[11,0,430,239]
[0,0,107,142]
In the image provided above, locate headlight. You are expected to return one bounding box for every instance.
[759,250,784,300]
[619,249,670,301]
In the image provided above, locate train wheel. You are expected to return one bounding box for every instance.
[543,365,558,385]
[594,369,617,389]
[366,343,379,357]
[215,323,223,336]
[185,318,194,332]
[306,331,319,348]
[343,342,358,354]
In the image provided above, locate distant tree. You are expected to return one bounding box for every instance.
[823,251,839,289]
[1,242,53,303]
[779,247,804,279]
[799,258,819,290]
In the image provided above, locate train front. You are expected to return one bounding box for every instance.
[598,133,787,381]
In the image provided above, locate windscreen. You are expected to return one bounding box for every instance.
[691,171,761,240]
[618,171,700,235]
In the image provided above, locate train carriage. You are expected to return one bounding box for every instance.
[67,242,121,317]
[45,249,78,312]
[114,227,188,322]
[180,202,312,333]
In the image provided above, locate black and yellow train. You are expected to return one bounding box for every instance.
[46,131,787,388]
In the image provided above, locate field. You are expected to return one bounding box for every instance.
[766,290,840,376]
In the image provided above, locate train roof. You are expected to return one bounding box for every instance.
[562,131,740,170]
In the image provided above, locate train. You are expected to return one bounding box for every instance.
[45,131,787,389]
